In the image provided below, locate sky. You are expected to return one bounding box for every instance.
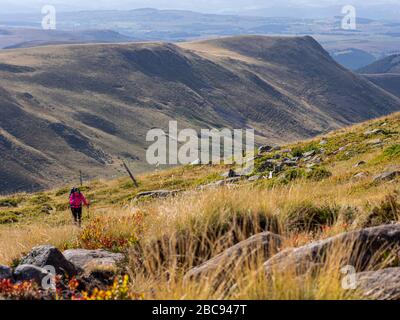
[1,0,400,15]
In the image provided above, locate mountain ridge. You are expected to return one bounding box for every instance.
[358,54,400,99]
[0,35,399,194]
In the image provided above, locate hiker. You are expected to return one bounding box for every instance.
[69,187,89,226]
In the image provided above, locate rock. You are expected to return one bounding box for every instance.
[281,149,292,153]
[248,175,261,182]
[271,146,281,151]
[258,159,276,171]
[264,224,400,276]
[258,145,273,153]
[186,232,282,282]
[373,170,400,183]
[13,264,50,284]
[201,176,246,189]
[319,140,328,145]
[19,245,78,277]
[63,249,124,273]
[190,159,201,165]
[273,164,283,173]
[303,156,313,162]
[223,177,242,184]
[312,156,322,163]
[302,150,316,158]
[306,163,316,169]
[366,139,382,146]
[41,204,53,215]
[221,169,239,178]
[353,172,368,180]
[135,190,180,199]
[273,154,281,159]
[356,268,400,300]
[0,265,12,280]
[364,129,384,136]
[283,160,297,168]
[354,161,366,168]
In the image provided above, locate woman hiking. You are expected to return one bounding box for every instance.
[69,187,89,227]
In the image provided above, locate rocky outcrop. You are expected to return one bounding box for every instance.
[13,265,50,284]
[258,145,274,153]
[185,232,282,281]
[356,268,400,300]
[0,265,12,280]
[264,224,400,276]
[373,170,400,183]
[19,245,78,277]
[1,247,125,290]
[63,249,124,272]
[135,190,180,199]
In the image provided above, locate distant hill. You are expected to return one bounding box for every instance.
[0,35,399,193]
[358,54,400,99]
[357,54,400,74]
[330,49,376,71]
[0,28,135,49]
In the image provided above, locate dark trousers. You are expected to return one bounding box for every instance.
[71,207,82,223]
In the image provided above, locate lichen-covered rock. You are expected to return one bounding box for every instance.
[373,170,400,183]
[63,249,124,272]
[356,268,400,300]
[13,264,50,284]
[19,245,78,277]
[0,265,12,280]
[264,224,400,276]
[135,190,180,199]
[186,232,282,281]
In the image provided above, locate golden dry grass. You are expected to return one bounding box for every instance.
[0,112,399,299]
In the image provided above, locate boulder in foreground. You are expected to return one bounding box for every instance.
[19,245,78,277]
[0,265,12,280]
[356,268,400,300]
[13,264,50,284]
[185,232,282,281]
[63,249,124,272]
[264,224,400,276]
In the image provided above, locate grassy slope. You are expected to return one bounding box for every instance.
[0,112,399,299]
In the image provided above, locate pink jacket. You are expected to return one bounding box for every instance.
[69,192,89,209]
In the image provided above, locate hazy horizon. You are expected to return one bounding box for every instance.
[1,0,400,19]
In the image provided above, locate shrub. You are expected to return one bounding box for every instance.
[291,143,319,158]
[383,144,400,159]
[361,193,400,228]
[71,275,142,300]
[285,202,339,232]
[0,198,19,208]
[306,167,332,181]
[29,193,51,205]
[0,279,41,300]
[55,187,70,196]
[0,211,19,224]
[279,168,306,184]
[76,212,144,251]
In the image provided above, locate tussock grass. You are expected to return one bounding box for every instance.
[0,113,399,299]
